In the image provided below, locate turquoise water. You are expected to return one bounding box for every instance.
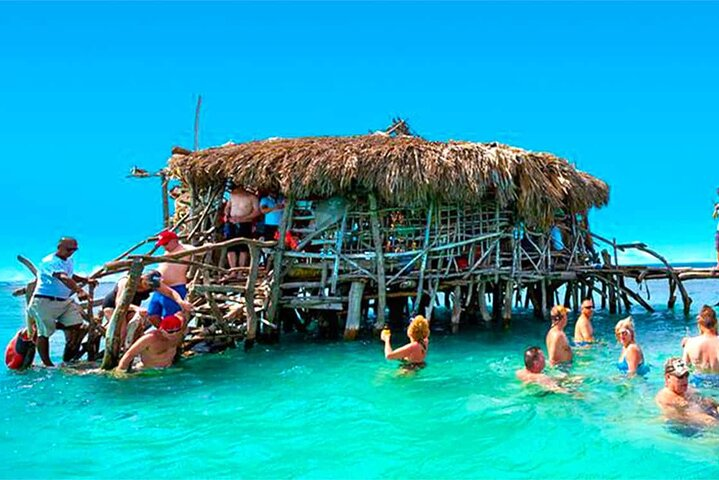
[1,279,719,479]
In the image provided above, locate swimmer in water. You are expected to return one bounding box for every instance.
[380,316,429,372]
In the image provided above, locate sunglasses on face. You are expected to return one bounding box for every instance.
[582,305,594,310]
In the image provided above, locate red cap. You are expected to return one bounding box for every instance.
[155,230,179,247]
[159,314,183,333]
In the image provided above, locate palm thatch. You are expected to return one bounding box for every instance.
[167,133,608,227]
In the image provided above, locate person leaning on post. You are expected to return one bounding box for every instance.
[26,237,96,367]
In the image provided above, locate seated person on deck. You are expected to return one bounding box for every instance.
[380,315,429,371]
[115,313,187,372]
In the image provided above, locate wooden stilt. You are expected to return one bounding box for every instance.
[451,285,462,333]
[502,280,513,326]
[344,281,365,340]
[244,244,260,350]
[267,196,294,327]
[478,281,491,322]
[368,193,387,329]
[101,258,143,370]
[668,278,677,310]
[540,279,548,319]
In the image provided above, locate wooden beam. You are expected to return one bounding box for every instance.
[101,258,143,370]
[267,196,294,326]
[244,244,260,350]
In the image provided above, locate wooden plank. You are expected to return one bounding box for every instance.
[451,285,462,334]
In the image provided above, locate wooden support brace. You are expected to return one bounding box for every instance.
[101,258,143,370]
[344,281,366,340]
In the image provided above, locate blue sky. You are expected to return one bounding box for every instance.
[1,1,718,280]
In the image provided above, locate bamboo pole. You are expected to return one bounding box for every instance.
[101,259,143,370]
[478,281,491,322]
[368,193,387,329]
[267,196,294,326]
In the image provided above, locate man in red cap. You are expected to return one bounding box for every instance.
[115,313,187,372]
[147,230,193,326]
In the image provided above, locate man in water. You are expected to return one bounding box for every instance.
[223,184,261,272]
[101,269,192,349]
[574,297,595,345]
[655,358,719,426]
[148,230,193,326]
[115,313,187,372]
[546,305,572,366]
[682,305,719,376]
[516,346,567,393]
[26,237,96,367]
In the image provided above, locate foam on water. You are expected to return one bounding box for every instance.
[1,280,719,478]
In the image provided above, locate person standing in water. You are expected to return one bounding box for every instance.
[614,317,649,376]
[546,305,572,367]
[115,313,187,372]
[516,346,567,393]
[682,305,719,385]
[380,316,429,371]
[26,237,96,367]
[574,298,595,345]
[656,358,719,426]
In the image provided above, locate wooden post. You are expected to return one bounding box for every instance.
[101,259,143,370]
[368,193,387,329]
[161,172,170,228]
[478,281,491,322]
[502,280,513,326]
[413,203,434,315]
[267,196,294,326]
[600,280,607,310]
[451,285,462,334]
[244,244,260,350]
[344,281,366,340]
[668,278,677,309]
[540,278,548,319]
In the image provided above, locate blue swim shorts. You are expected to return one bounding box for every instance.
[147,284,187,318]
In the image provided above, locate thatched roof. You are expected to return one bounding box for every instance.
[167,133,609,227]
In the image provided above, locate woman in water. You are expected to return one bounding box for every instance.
[380,315,429,371]
[615,317,649,376]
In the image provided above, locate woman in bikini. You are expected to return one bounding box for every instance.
[380,315,430,371]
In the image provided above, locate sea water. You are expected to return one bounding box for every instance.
[1,278,718,479]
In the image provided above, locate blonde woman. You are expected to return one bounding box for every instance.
[615,317,649,376]
[380,316,430,371]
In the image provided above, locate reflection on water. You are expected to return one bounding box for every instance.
[1,281,719,478]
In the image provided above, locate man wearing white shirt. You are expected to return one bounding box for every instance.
[26,237,95,367]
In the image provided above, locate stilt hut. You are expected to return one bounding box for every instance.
[162,124,611,341]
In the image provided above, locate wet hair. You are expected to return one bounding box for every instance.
[524,346,543,369]
[142,270,162,289]
[698,305,717,331]
[407,315,430,342]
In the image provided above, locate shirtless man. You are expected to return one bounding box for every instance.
[516,346,567,393]
[682,305,719,377]
[223,185,261,271]
[574,298,595,345]
[656,357,719,426]
[148,230,194,326]
[115,313,187,372]
[546,305,572,366]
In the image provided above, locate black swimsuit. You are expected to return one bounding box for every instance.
[400,340,428,371]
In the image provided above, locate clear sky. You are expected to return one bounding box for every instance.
[1,1,718,280]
